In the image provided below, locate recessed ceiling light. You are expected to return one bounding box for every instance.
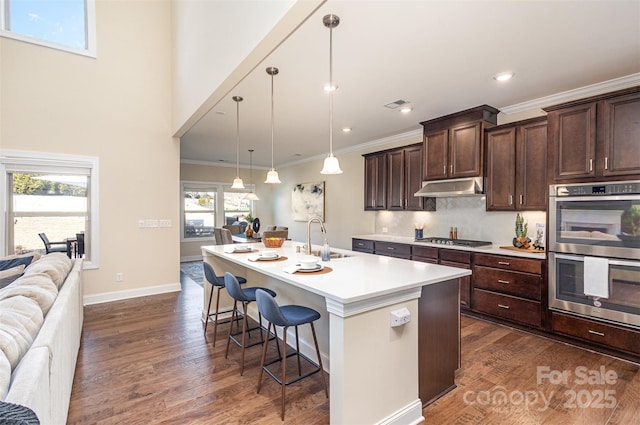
[384,99,409,109]
[342,127,352,132]
[493,71,515,82]
[400,106,413,113]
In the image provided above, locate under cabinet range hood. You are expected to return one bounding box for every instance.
[414,177,484,197]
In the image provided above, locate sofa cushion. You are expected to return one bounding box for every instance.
[0,273,58,315]
[0,351,9,399]
[23,253,72,289]
[0,265,25,290]
[0,296,44,369]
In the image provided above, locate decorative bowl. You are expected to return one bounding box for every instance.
[263,237,285,248]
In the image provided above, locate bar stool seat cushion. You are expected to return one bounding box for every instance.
[238,287,276,303]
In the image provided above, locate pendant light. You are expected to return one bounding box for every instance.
[245,149,260,200]
[264,67,282,184]
[231,96,245,189]
[320,13,343,175]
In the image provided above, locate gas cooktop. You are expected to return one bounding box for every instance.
[415,236,493,247]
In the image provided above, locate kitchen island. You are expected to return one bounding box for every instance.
[202,241,470,425]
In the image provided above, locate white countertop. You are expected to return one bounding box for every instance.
[353,234,547,260]
[201,240,470,309]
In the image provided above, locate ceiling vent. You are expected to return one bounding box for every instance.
[384,99,409,109]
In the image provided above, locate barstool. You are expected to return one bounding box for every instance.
[203,262,247,346]
[255,289,328,420]
[224,272,277,375]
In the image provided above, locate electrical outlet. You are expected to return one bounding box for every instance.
[382,227,388,233]
[115,272,124,282]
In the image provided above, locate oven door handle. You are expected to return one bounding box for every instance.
[607,259,640,268]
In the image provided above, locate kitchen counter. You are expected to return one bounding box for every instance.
[201,240,469,424]
[354,234,547,259]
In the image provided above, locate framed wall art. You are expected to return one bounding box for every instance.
[292,181,325,221]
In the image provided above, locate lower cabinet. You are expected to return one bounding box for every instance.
[439,249,472,310]
[374,241,411,258]
[471,253,545,328]
[352,238,374,253]
[552,312,640,356]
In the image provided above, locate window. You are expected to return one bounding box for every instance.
[181,181,254,242]
[0,0,96,57]
[1,150,99,268]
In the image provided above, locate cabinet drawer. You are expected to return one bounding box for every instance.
[473,266,541,300]
[552,312,640,355]
[352,238,374,253]
[439,249,471,264]
[474,253,542,274]
[374,241,411,259]
[473,289,541,327]
[412,245,438,260]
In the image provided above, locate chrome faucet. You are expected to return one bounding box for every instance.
[305,216,326,255]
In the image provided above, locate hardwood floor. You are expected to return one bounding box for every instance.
[68,275,640,424]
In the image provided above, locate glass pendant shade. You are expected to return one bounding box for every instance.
[245,192,259,201]
[320,154,343,174]
[265,168,281,184]
[232,177,245,189]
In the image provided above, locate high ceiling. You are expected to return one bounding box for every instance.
[180,1,640,170]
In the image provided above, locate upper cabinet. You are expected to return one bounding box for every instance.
[421,105,499,181]
[364,152,387,210]
[544,87,640,183]
[485,117,547,211]
[364,144,435,211]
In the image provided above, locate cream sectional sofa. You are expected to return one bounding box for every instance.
[0,253,84,424]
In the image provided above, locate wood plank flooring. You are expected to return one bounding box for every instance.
[67,274,640,424]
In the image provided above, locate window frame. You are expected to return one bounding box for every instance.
[180,180,254,243]
[1,149,100,268]
[0,0,97,58]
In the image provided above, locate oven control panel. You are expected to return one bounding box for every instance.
[553,181,640,196]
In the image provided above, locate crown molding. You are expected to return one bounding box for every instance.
[500,73,640,115]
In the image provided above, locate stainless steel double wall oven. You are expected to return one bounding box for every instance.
[548,181,640,328]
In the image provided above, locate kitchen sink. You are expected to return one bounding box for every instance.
[310,250,351,259]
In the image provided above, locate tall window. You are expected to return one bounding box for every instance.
[1,150,99,268]
[0,0,96,57]
[181,181,254,241]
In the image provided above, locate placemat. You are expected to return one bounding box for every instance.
[250,255,289,262]
[499,246,546,254]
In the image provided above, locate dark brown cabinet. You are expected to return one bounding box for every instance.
[552,312,640,356]
[471,253,545,328]
[421,105,499,181]
[485,117,547,211]
[352,238,374,253]
[364,153,386,210]
[545,87,640,183]
[364,144,435,211]
[374,241,411,258]
[439,249,472,310]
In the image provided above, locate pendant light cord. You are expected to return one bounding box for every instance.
[270,72,275,169]
[236,100,240,177]
[329,23,334,156]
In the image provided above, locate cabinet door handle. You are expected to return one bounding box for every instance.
[357,243,364,246]
[604,157,608,170]
[450,164,453,174]
[498,261,510,266]
[508,194,513,205]
[387,247,395,250]
[588,329,605,337]
[589,158,593,172]
[520,194,524,205]
[498,279,510,284]
[498,304,510,309]
[443,165,447,175]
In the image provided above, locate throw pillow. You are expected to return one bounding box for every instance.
[0,265,25,290]
[0,352,10,399]
[0,257,33,272]
[0,274,58,315]
[23,253,72,289]
[1,252,41,264]
[0,296,44,369]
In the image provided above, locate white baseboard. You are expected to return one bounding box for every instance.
[376,399,424,425]
[83,283,181,305]
[181,255,202,263]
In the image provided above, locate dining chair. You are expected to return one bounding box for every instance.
[214,227,233,245]
[75,233,85,258]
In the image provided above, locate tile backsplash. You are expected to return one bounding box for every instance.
[375,197,546,246]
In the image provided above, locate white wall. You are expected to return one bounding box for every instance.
[1,0,179,298]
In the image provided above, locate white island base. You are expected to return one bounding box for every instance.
[202,242,469,424]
